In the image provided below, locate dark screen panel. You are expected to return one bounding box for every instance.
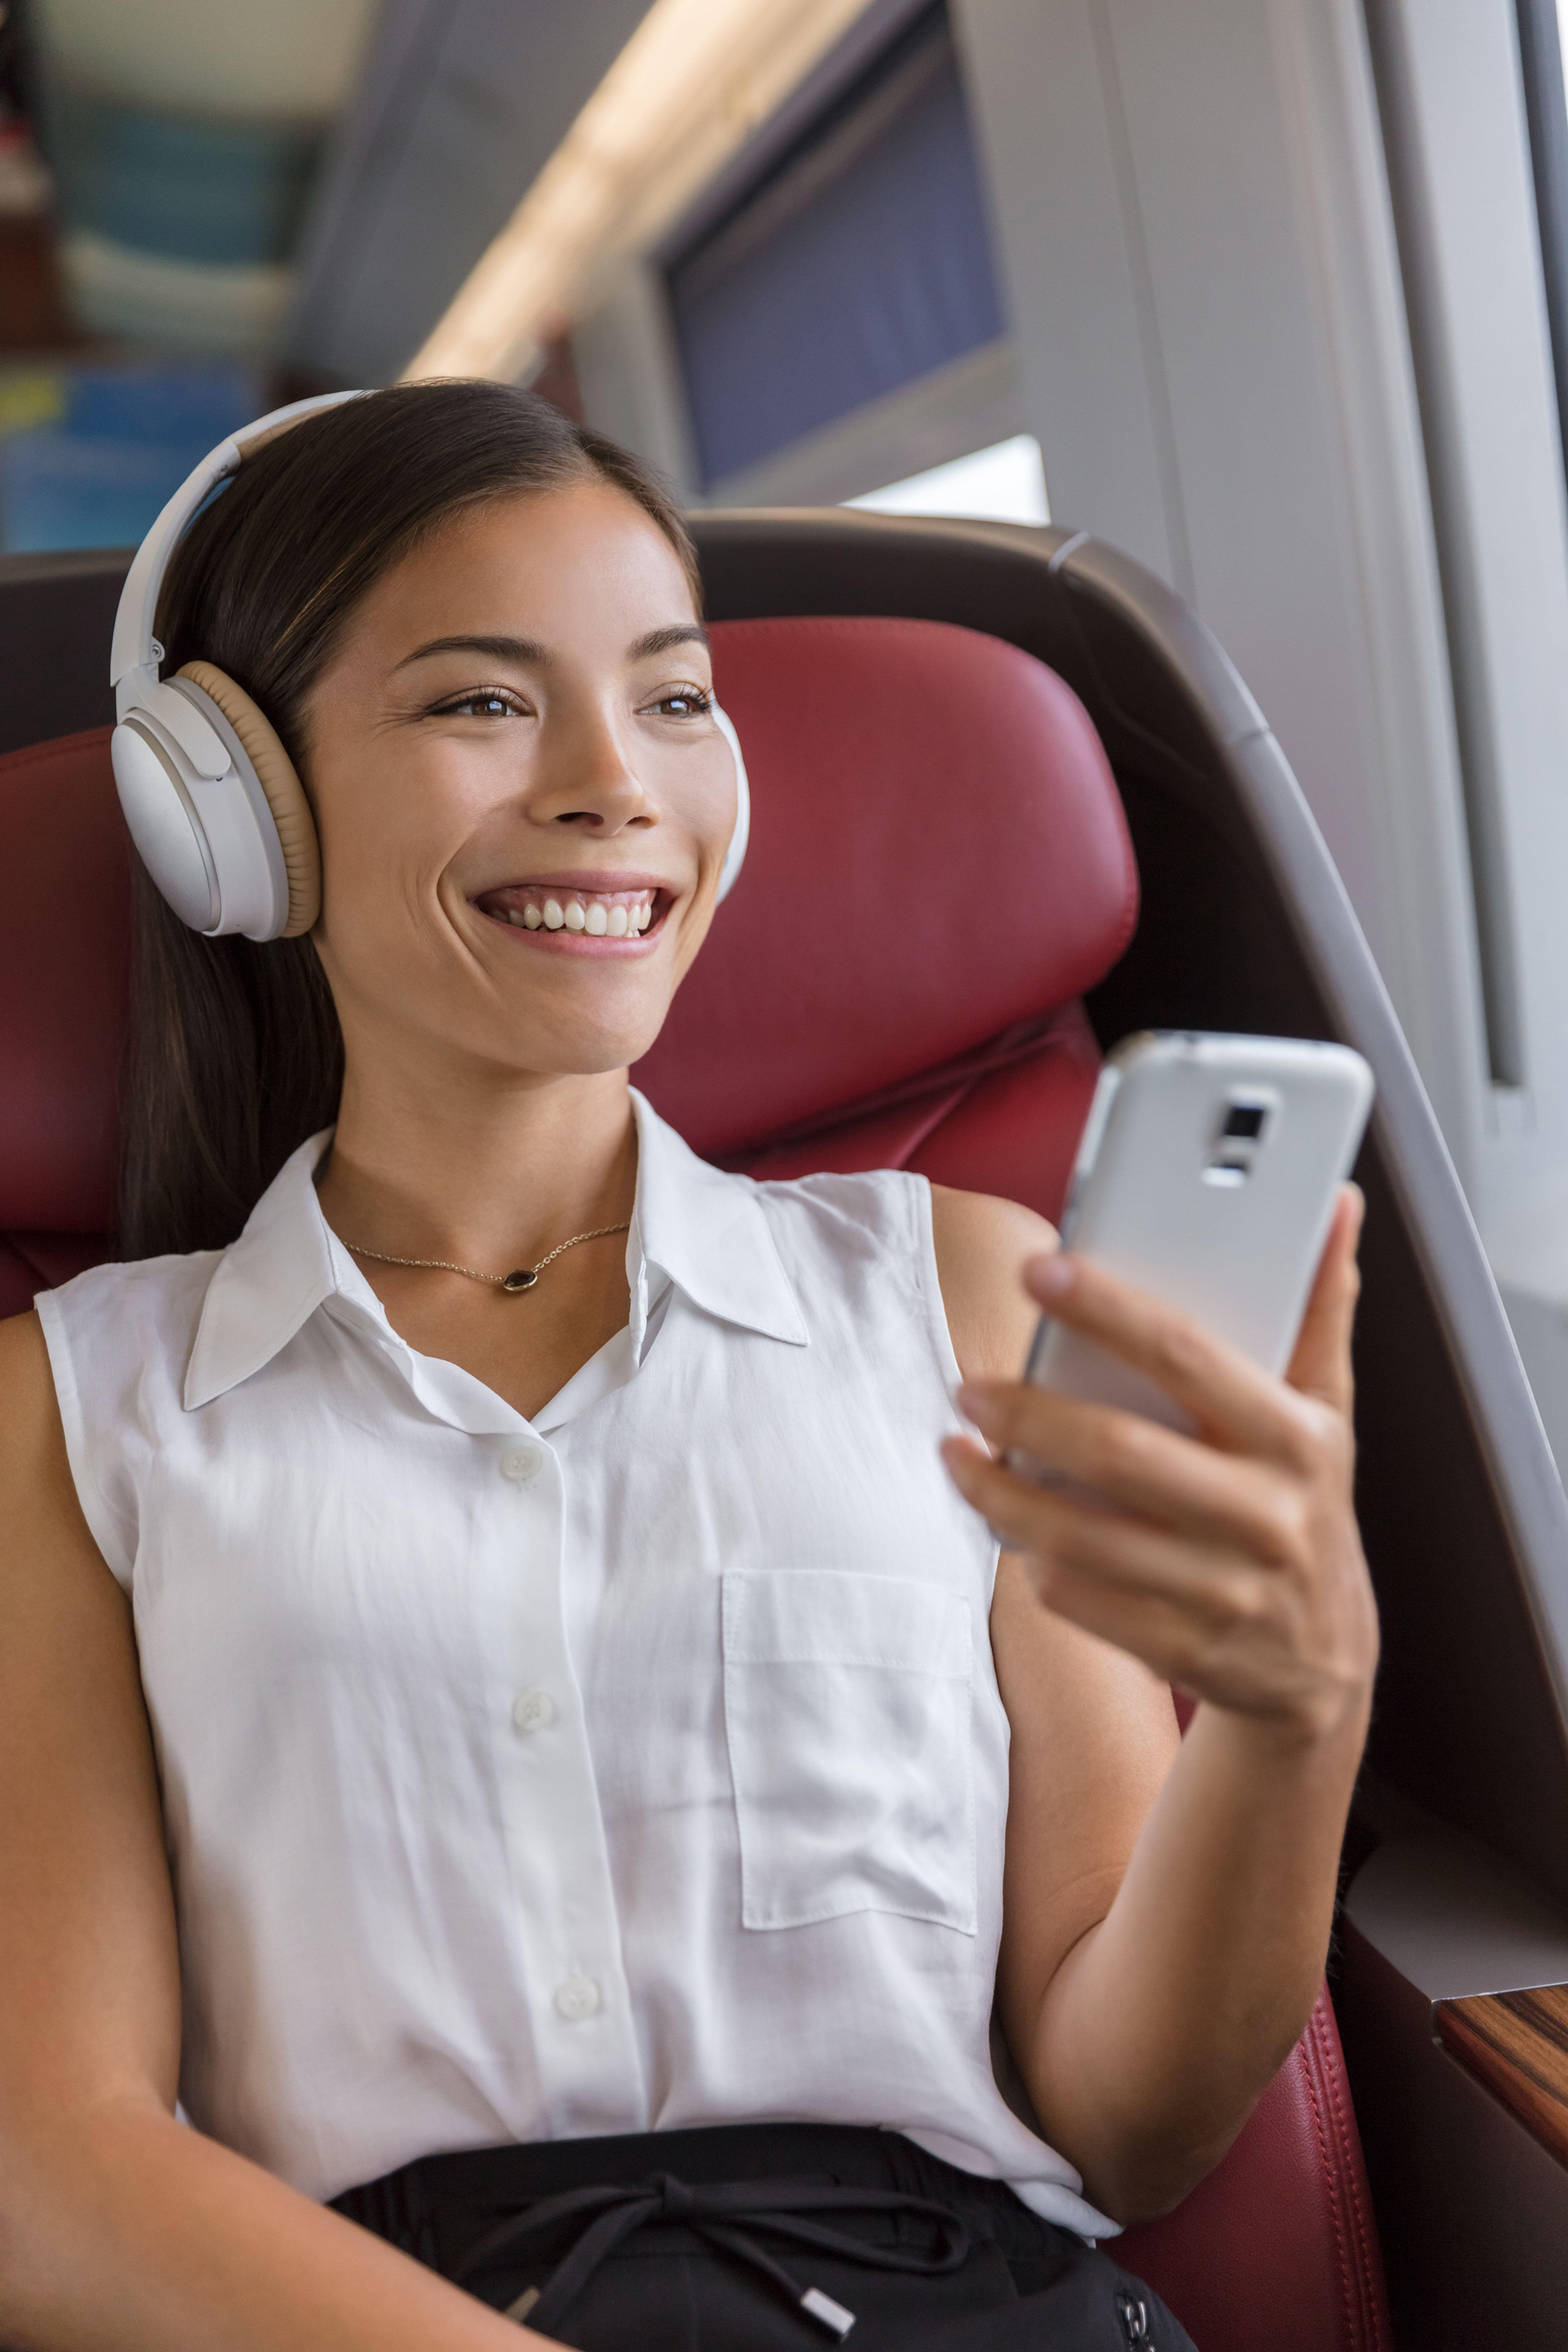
[666,5,1004,487]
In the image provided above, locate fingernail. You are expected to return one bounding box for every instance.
[955,1381,993,1425]
[939,1436,974,1474]
[1029,1252,1073,1301]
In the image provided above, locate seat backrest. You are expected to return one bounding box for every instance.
[0,615,1388,2352]
[639,615,1137,1214]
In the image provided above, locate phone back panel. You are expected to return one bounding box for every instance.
[1026,1033,1374,1433]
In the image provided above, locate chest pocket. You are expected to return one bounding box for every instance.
[721,1568,976,1935]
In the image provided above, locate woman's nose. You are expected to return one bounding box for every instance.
[529,710,653,833]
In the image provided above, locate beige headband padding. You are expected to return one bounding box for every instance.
[177,661,321,937]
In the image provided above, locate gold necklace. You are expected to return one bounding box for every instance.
[344,1220,630,1295]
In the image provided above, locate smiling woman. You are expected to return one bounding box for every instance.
[0,380,1376,2352]
[120,383,717,1264]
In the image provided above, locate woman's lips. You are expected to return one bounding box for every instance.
[474,880,669,946]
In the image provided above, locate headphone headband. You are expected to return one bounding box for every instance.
[110,390,365,714]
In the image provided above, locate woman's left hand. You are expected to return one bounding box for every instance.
[942,1185,1377,1742]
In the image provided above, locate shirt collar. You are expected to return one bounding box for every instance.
[626,1087,807,1350]
[183,1087,805,1412]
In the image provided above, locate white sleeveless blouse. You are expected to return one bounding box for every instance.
[37,1090,1112,2237]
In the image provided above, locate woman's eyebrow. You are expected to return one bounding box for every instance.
[394,633,549,671]
[392,624,707,671]
[629,624,710,659]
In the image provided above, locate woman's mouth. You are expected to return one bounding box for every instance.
[474,883,665,942]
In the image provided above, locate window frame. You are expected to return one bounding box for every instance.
[1515,0,1568,495]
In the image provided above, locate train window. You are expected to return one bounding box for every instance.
[844,430,1048,524]
[0,361,260,553]
[663,2,1004,492]
[1515,0,1568,488]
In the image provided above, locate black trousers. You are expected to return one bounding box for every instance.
[333,2121,1199,2350]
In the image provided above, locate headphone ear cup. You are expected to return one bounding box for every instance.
[710,702,750,905]
[176,661,321,937]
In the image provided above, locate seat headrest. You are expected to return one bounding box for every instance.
[637,616,1137,1153]
[0,730,129,1231]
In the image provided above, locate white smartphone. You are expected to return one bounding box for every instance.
[1022,1030,1374,1440]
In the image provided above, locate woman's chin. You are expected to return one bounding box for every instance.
[490,1000,671,1082]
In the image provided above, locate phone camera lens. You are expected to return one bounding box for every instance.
[1221,1102,1267,1141]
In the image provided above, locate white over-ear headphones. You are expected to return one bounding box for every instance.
[110,390,750,942]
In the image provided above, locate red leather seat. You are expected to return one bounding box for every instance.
[0,728,129,1315]
[0,617,1389,2351]
[641,618,1129,1214]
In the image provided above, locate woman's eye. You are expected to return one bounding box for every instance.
[434,690,527,720]
[648,685,713,718]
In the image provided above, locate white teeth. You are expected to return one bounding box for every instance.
[498,890,655,934]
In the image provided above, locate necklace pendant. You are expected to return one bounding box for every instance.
[500,1268,539,1294]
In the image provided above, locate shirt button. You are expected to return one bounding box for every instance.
[511,1688,557,1733]
[500,1443,543,1484]
[554,1974,601,2022]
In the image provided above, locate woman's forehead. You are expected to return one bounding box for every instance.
[309,490,698,691]
[356,483,699,652]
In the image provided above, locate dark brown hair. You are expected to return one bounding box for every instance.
[118,380,699,1260]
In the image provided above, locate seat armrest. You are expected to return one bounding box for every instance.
[1344,1828,1568,2004]
[1345,1827,1568,2166]
[1436,1984,1568,2165]
[1338,1829,1568,2346]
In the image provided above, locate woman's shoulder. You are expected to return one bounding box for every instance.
[735,1167,1056,1389]
[748,1163,1053,1261]
[44,1241,224,1308]
[10,1251,223,1592]
[927,1185,1057,1283]
[743,1167,1054,1356]
[746,1162,935,1266]
[35,1244,225,1377]
[0,1301,52,1410]
[927,1186,1057,1386]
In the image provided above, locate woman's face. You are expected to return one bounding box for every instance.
[301,481,736,1085]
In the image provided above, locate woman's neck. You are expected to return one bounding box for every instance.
[314,1059,639,1274]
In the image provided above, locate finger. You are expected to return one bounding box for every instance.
[1021,1250,1323,1465]
[1285,1183,1363,1416]
[946,1436,1279,1694]
[956,1380,1305,1559]
[1009,1552,1227,1693]
[942,1436,1263,1610]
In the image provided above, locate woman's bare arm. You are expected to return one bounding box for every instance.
[0,1308,548,2352]
[931,1184,1376,2224]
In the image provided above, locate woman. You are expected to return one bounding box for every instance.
[0,383,1377,2351]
